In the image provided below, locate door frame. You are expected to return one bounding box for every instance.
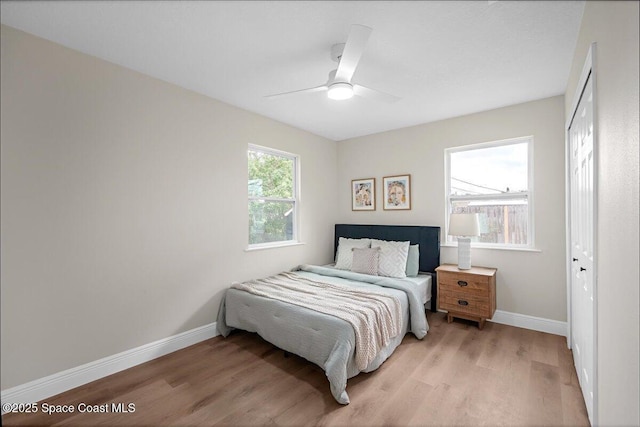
[565,42,598,424]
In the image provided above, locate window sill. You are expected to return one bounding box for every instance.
[245,241,306,252]
[440,243,542,253]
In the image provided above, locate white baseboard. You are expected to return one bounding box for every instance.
[489,310,567,337]
[1,322,219,411]
[436,308,567,337]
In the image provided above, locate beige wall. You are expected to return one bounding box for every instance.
[564,1,640,425]
[338,96,567,322]
[0,25,338,389]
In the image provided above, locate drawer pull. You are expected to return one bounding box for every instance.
[457,280,468,287]
[458,300,469,306]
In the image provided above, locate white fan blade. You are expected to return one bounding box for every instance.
[265,85,328,99]
[334,24,372,83]
[353,84,400,103]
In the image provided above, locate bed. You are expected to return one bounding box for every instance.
[217,224,441,404]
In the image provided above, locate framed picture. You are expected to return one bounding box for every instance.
[383,174,411,210]
[351,178,376,211]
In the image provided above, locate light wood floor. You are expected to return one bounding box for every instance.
[3,312,590,426]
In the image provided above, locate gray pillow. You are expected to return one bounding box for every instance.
[350,247,380,276]
[405,244,420,277]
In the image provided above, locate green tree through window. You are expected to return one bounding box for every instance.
[248,146,297,246]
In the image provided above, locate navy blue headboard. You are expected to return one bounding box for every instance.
[334,224,441,311]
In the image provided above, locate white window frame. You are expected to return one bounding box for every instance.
[444,136,535,249]
[247,144,300,250]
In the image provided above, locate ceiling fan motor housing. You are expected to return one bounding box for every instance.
[331,43,346,63]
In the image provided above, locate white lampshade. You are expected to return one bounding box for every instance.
[448,213,480,237]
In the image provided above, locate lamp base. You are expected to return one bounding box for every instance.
[457,237,472,270]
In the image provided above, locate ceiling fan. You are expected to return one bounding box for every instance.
[265,24,400,103]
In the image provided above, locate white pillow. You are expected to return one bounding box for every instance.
[371,239,410,278]
[335,237,371,270]
[351,247,380,276]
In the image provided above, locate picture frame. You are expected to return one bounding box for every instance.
[351,178,376,211]
[383,174,411,210]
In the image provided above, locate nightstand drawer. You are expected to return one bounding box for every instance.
[438,273,489,296]
[439,291,490,317]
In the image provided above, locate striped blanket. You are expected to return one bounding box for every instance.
[232,271,402,370]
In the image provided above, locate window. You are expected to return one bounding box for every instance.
[248,145,298,247]
[445,136,533,248]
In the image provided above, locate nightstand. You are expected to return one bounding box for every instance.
[436,264,497,330]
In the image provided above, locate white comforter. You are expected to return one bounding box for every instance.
[217,264,429,404]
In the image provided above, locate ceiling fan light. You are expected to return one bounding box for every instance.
[327,82,354,100]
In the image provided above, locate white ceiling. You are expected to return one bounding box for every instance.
[0,1,585,141]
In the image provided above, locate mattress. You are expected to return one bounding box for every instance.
[404,273,432,305]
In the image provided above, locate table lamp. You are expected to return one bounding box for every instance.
[448,213,480,270]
